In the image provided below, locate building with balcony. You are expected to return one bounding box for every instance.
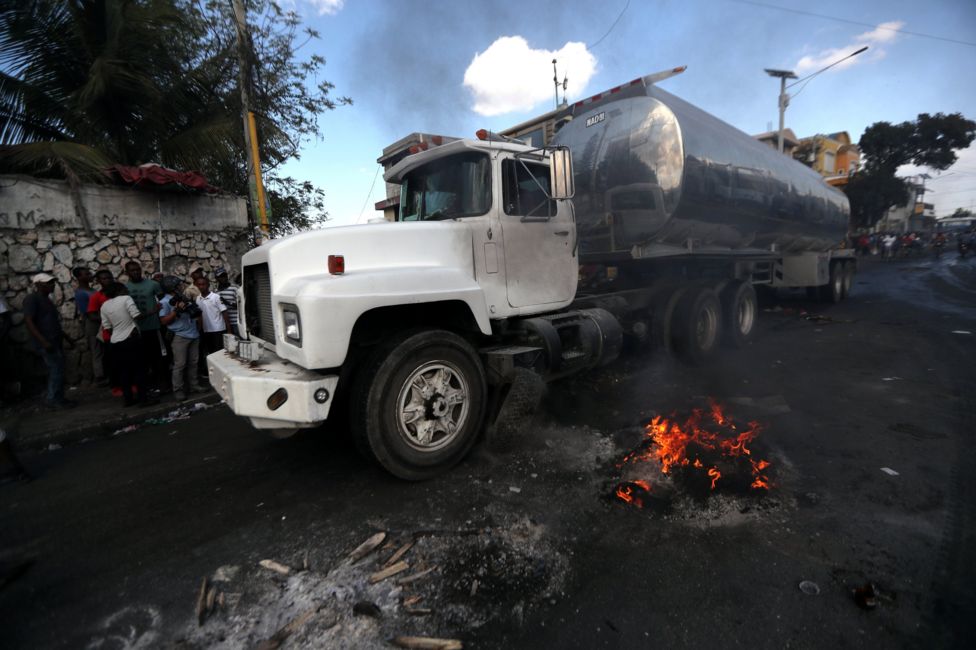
[793,132,860,187]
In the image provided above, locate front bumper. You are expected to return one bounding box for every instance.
[206,338,338,431]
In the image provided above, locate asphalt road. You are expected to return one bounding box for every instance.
[2,256,975,649]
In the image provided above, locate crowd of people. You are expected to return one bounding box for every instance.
[851,230,976,260]
[22,263,241,409]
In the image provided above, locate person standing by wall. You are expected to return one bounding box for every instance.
[215,268,240,338]
[22,274,75,409]
[87,269,121,395]
[124,261,167,395]
[195,276,229,382]
[72,267,105,386]
[100,283,156,407]
[159,277,202,401]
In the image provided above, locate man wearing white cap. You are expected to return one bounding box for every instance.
[22,273,75,409]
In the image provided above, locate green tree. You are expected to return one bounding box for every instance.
[0,0,349,236]
[845,113,975,229]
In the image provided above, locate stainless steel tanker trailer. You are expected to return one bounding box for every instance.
[497,69,855,363]
[210,69,856,478]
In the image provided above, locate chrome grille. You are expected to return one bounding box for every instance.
[243,263,274,342]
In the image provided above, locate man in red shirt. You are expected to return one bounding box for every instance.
[87,269,119,394]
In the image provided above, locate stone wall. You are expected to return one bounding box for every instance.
[0,175,251,394]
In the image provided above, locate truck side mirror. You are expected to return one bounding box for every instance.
[549,147,575,200]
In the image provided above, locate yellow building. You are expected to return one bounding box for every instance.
[794,131,860,187]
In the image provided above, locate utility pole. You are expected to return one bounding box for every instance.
[552,59,560,109]
[765,46,868,156]
[230,0,270,237]
[763,69,796,154]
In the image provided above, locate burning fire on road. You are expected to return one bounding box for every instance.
[613,401,774,508]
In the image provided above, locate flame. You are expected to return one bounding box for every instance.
[617,400,773,502]
[614,480,651,507]
[707,467,721,489]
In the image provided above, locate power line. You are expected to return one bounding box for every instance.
[358,165,382,221]
[589,0,630,49]
[730,0,976,48]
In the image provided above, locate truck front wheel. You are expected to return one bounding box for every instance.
[350,329,486,480]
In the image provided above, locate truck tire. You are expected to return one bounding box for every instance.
[720,280,757,348]
[649,287,686,356]
[821,262,844,303]
[842,262,855,299]
[671,287,723,365]
[349,329,486,480]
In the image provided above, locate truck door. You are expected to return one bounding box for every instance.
[499,158,577,308]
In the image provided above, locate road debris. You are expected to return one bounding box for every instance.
[391,636,463,650]
[403,595,423,608]
[397,566,436,585]
[880,467,899,476]
[384,542,414,568]
[111,424,138,437]
[195,577,209,626]
[258,559,291,575]
[405,607,433,616]
[255,605,328,650]
[508,486,522,494]
[369,560,409,584]
[853,582,878,610]
[347,531,387,564]
[799,580,820,595]
[951,330,971,335]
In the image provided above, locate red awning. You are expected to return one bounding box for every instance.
[107,163,218,193]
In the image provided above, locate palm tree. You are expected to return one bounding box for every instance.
[0,0,238,180]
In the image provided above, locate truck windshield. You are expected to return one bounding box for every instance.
[399,152,491,221]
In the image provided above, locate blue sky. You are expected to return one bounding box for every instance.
[279,0,976,224]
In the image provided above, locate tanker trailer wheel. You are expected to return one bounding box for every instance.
[841,262,855,299]
[720,280,758,348]
[350,329,486,480]
[671,287,723,365]
[820,261,844,303]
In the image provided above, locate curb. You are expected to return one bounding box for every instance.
[16,391,226,452]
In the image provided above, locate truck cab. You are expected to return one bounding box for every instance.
[207,138,597,479]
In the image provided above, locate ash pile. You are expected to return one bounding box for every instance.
[180,517,566,649]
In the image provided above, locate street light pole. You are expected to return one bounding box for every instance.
[763,69,797,153]
[764,46,868,156]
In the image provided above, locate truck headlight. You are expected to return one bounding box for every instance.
[282,306,301,343]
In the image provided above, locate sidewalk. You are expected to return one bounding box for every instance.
[0,385,224,452]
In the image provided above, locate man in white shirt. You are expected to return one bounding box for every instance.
[195,276,229,379]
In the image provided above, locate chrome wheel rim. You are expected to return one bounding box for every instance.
[396,361,470,452]
[695,303,719,351]
[737,295,755,335]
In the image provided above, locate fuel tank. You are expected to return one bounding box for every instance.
[552,84,850,258]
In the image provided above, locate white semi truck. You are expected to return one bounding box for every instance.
[208,71,855,479]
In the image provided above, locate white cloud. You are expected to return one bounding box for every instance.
[463,36,597,117]
[306,0,344,15]
[795,20,904,75]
